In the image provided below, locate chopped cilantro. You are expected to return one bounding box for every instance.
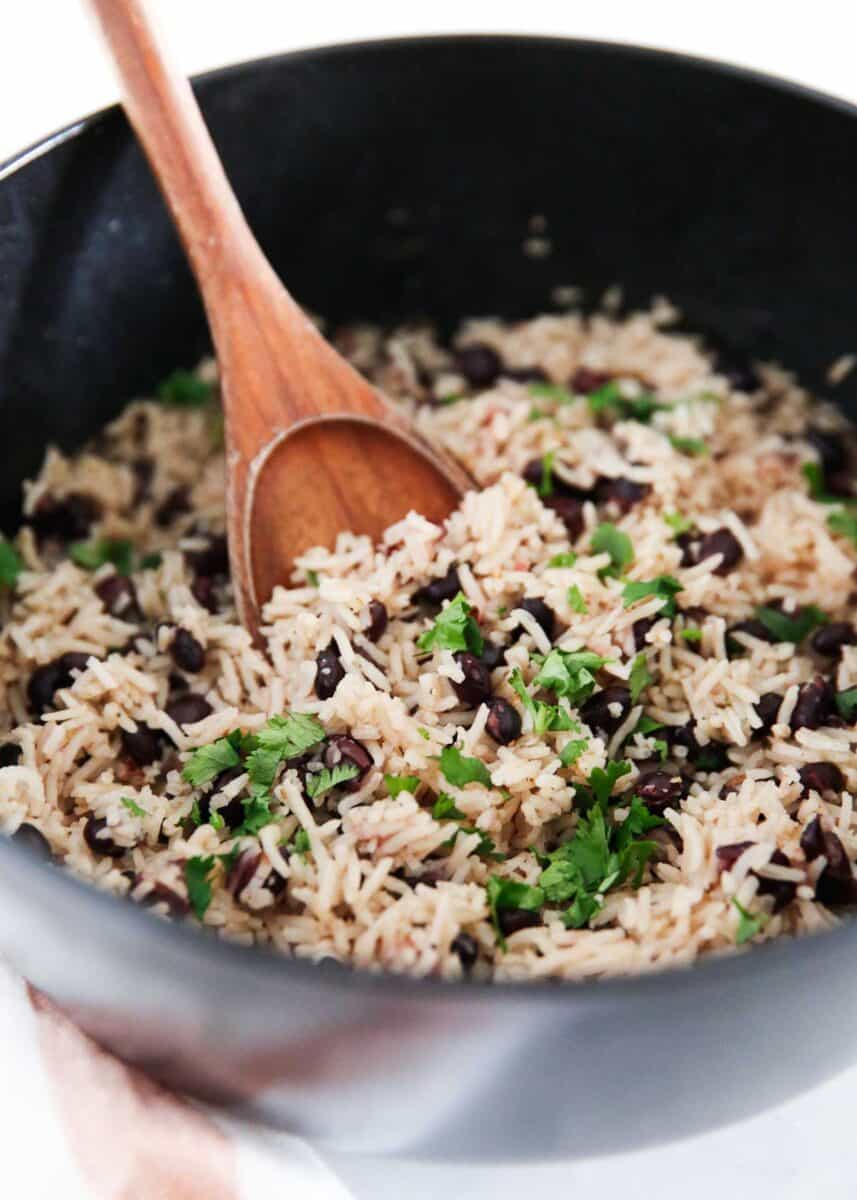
[293,828,311,856]
[120,797,147,818]
[636,714,663,735]
[532,649,610,704]
[663,511,694,537]
[586,760,633,807]
[417,727,431,741]
[0,539,23,588]
[139,552,163,570]
[486,875,545,950]
[567,584,588,614]
[69,538,134,575]
[559,738,588,767]
[306,763,360,799]
[385,774,420,798]
[185,855,216,920]
[416,592,484,655]
[432,793,466,820]
[438,394,463,406]
[587,381,666,424]
[586,380,622,411]
[306,570,320,587]
[157,369,214,408]
[529,382,574,405]
[508,666,577,734]
[190,798,202,827]
[209,810,224,831]
[628,652,653,703]
[538,450,556,498]
[235,794,275,837]
[835,688,857,722]
[439,745,492,788]
[255,713,325,760]
[547,551,577,568]
[733,898,769,945]
[754,604,827,644]
[182,736,242,787]
[681,626,703,643]
[827,509,857,548]
[801,461,835,502]
[669,435,708,456]
[652,738,669,761]
[622,574,683,617]
[528,406,547,422]
[590,523,633,577]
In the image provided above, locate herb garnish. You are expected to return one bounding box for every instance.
[559,738,589,767]
[508,667,579,735]
[835,688,857,722]
[754,604,827,644]
[547,551,577,568]
[532,649,610,705]
[439,745,492,788]
[185,855,216,919]
[669,435,708,456]
[416,591,484,655]
[157,369,214,408]
[827,509,857,548]
[622,575,683,617]
[0,540,23,588]
[538,450,556,498]
[120,797,147,818]
[529,382,575,405]
[182,735,242,787]
[628,652,653,703]
[733,898,769,944]
[306,763,360,799]
[486,876,545,950]
[384,774,420,798]
[587,382,666,424]
[590,523,633,577]
[69,538,135,575]
[663,511,694,537]
[567,584,588,614]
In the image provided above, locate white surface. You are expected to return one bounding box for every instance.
[2,2,857,1197]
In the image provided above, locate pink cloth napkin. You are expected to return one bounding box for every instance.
[0,960,353,1199]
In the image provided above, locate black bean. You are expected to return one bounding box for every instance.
[83,815,126,858]
[191,576,218,613]
[570,367,612,394]
[412,565,461,607]
[185,533,229,578]
[727,619,775,656]
[522,459,590,498]
[228,849,262,900]
[594,477,650,514]
[693,740,731,772]
[365,600,388,643]
[0,742,21,767]
[155,485,191,528]
[136,880,189,917]
[11,823,52,861]
[716,841,755,872]
[497,907,542,937]
[480,640,507,672]
[170,628,206,673]
[503,365,548,384]
[451,931,479,970]
[664,723,702,760]
[800,817,857,907]
[263,870,287,900]
[27,652,91,716]
[131,458,155,504]
[636,769,687,814]
[791,676,836,731]
[811,622,857,658]
[165,693,213,727]
[544,495,585,540]
[202,769,246,829]
[94,573,141,619]
[632,616,656,651]
[756,847,797,913]
[753,693,783,738]
[120,725,162,767]
[806,427,848,476]
[455,343,502,388]
[715,353,760,393]
[485,698,522,745]
[798,762,844,797]
[168,671,189,693]
[696,529,743,576]
[518,597,556,640]
[28,492,101,543]
[451,652,493,708]
[323,734,372,791]
[579,686,633,736]
[315,643,345,700]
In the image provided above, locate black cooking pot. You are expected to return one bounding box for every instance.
[0,36,856,1162]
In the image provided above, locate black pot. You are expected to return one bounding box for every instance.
[1,36,856,1162]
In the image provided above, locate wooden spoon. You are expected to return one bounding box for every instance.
[89,0,470,641]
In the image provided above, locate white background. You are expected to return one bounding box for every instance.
[3,2,857,1197]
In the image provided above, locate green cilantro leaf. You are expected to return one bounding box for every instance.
[663,511,694,538]
[538,450,556,498]
[439,745,492,788]
[559,738,588,767]
[801,461,835,502]
[139,552,163,570]
[182,737,242,787]
[835,687,857,722]
[827,509,857,548]
[432,793,466,820]
[547,551,578,568]
[635,714,663,734]
[417,727,431,741]
[157,369,214,408]
[235,794,274,837]
[529,382,574,404]
[567,584,588,614]
[587,381,666,424]
[486,875,545,950]
[669,435,708,456]
[622,574,683,617]
[209,810,225,831]
[508,667,579,734]
[306,570,320,587]
[120,797,147,818]
[733,898,769,945]
[293,828,311,857]
[532,649,609,704]
[305,763,360,800]
[590,523,633,577]
[754,604,827,644]
[586,380,622,412]
[653,738,669,760]
[587,760,633,807]
[629,652,653,703]
[416,591,484,655]
[185,855,216,920]
[69,538,135,576]
[681,627,703,643]
[0,539,23,588]
[385,774,420,798]
[255,713,326,761]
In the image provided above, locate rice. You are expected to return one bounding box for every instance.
[1,300,856,983]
